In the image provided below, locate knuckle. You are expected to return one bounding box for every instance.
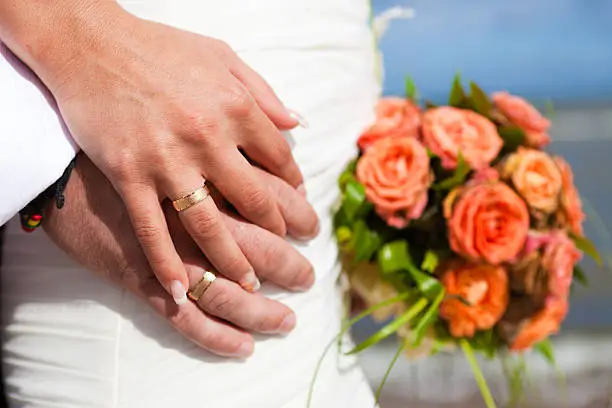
[242,187,273,218]
[222,86,253,118]
[187,208,221,241]
[133,222,164,246]
[205,286,236,317]
[268,141,293,170]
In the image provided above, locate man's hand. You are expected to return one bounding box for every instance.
[44,155,318,358]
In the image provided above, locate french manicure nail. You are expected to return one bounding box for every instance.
[170,280,188,305]
[240,272,261,292]
[288,109,309,129]
[278,314,296,335]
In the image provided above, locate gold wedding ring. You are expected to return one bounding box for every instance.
[172,183,210,212]
[188,271,217,301]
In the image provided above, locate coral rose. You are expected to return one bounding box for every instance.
[356,137,432,228]
[439,260,509,338]
[357,97,421,150]
[444,181,530,265]
[507,298,568,351]
[501,147,562,213]
[554,157,585,236]
[492,91,551,148]
[422,107,502,170]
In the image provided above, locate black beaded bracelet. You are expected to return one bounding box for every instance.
[19,158,76,233]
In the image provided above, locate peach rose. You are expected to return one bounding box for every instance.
[507,298,568,351]
[492,91,551,148]
[445,181,530,265]
[357,98,421,150]
[524,230,582,300]
[356,137,432,228]
[422,107,503,170]
[554,157,585,236]
[501,147,562,213]
[439,260,509,338]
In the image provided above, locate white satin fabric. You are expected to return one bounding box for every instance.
[1,1,381,406]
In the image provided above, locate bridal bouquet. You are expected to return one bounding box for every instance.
[330,76,602,407]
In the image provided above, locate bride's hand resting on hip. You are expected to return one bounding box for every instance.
[0,0,310,302]
[44,155,318,358]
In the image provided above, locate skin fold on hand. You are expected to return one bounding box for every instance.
[44,155,318,358]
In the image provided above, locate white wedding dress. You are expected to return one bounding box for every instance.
[0,0,381,407]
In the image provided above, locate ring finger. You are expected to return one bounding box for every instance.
[186,265,296,335]
[167,174,259,292]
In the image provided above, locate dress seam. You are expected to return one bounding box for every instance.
[111,289,126,408]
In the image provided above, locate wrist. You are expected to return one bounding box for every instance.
[0,0,128,92]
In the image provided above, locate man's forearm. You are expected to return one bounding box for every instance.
[0,0,121,91]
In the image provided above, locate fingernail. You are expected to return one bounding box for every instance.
[234,341,254,358]
[297,184,307,197]
[278,313,296,335]
[288,109,309,129]
[240,271,261,292]
[170,280,188,305]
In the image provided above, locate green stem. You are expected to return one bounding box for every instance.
[307,293,409,408]
[374,340,406,407]
[460,339,497,408]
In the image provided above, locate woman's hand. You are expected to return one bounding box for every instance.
[1,1,309,301]
[44,155,317,357]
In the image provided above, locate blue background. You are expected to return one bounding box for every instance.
[372,0,612,104]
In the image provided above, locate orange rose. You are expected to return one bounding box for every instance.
[357,97,421,150]
[554,157,585,235]
[445,181,529,265]
[422,107,502,170]
[492,91,551,148]
[356,137,432,228]
[507,298,568,351]
[501,147,562,213]
[439,260,509,338]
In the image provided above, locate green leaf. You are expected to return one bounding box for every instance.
[461,339,498,408]
[533,339,556,366]
[405,76,418,101]
[411,288,445,347]
[433,152,471,190]
[351,220,382,262]
[421,250,441,273]
[498,126,526,151]
[338,160,358,191]
[341,180,367,221]
[377,240,417,274]
[570,233,603,267]
[347,297,429,354]
[449,73,466,107]
[573,265,589,287]
[469,81,493,116]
